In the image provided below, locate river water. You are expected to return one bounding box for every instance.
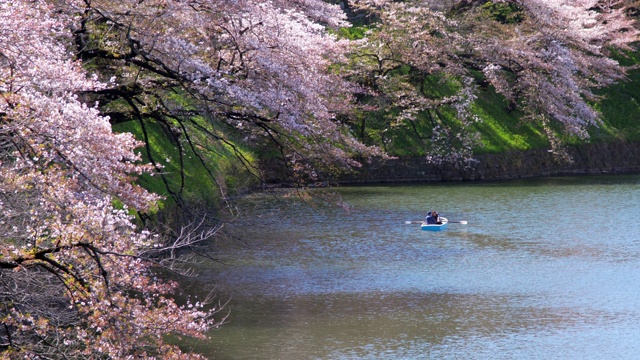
[183,175,640,359]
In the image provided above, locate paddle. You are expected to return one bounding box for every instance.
[404,220,467,224]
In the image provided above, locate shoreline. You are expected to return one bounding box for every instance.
[335,141,640,184]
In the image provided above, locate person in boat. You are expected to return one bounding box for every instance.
[425,211,433,223]
[425,210,442,224]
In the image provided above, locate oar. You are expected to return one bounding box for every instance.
[404,220,467,225]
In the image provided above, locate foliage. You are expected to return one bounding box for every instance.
[70,0,385,191]
[481,1,525,24]
[344,2,483,167]
[348,0,640,161]
[0,1,220,358]
[1,0,640,357]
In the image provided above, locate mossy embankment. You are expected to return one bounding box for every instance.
[113,116,259,221]
[354,50,640,158]
[117,51,640,210]
[338,49,640,183]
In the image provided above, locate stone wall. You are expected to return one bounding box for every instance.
[259,141,640,185]
[335,141,640,184]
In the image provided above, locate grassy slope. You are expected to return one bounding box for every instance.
[114,118,258,210]
[377,52,640,156]
[478,49,640,151]
[470,85,548,153]
[355,77,551,157]
[591,50,640,143]
[112,52,640,206]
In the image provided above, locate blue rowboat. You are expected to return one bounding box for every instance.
[421,217,448,231]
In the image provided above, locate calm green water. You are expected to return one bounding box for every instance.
[185,175,640,359]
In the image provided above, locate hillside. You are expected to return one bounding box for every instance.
[352,50,640,157]
[124,57,640,208]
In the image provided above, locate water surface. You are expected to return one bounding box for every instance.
[185,175,640,359]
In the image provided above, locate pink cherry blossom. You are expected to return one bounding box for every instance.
[0,1,218,358]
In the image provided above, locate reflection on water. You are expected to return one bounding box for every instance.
[192,292,625,360]
[184,175,640,359]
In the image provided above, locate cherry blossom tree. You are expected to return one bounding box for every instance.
[344,1,482,165]
[68,0,385,190]
[349,0,639,160]
[1,0,388,357]
[1,1,637,357]
[0,1,219,358]
[473,0,639,155]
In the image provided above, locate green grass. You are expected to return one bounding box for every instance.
[592,64,640,142]
[352,72,551,156]
[359,50,640,157]
[114,117,258,210]
[470,84,549,153]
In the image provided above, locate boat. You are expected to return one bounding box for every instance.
[421,217,448,231]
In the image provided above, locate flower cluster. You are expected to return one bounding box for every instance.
[0,1,217,358]
[348,0,638,162]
